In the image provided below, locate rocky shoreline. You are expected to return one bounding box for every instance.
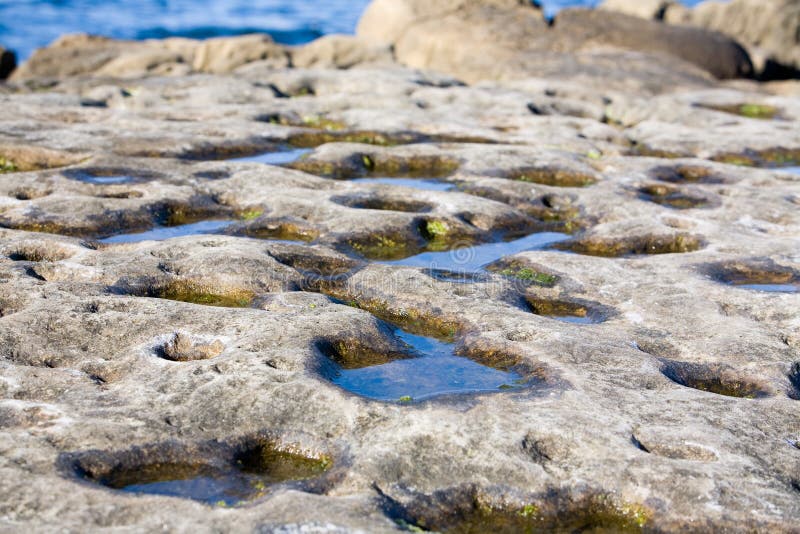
[1,0,799,532]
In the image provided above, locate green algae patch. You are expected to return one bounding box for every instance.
[420,219,450,240]
[486,259,559,287]
[553,233,704,257]
[0,156,18,173]
[507,166,598,187]
[711,148,800,168]
[700,103,780,120]
[237,208,264,221]
[507,269,557,286]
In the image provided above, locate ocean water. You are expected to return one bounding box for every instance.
[0,0,706,61]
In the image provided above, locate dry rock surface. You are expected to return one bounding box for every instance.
[0,0,799,532]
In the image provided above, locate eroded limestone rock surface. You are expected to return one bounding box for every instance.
[1,4,799,533]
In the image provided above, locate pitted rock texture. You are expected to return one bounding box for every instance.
[1,9,800,533]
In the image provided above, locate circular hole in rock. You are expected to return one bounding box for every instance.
[638,184,711,209]
[383,486,650,533]
[63,167,160,185]
[649,165,725,184]
[8,243,73,262]
[125,278,256,308]
[315,322,547,403]
[65,437,333,506]
[506,166,598,187]
[552,233,704,257]
[10,187,53,200]
[332,195,432,213]
[525,295,609,324]
[660,359,771,399]
[707,261,799,293]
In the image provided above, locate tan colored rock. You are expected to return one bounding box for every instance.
[368,0,752,83]
[356,0,535,45]
[192,34,289,74]
[11,33,290,79]
[94,50,187,78]
[291,35,394,69]
[11,34,130,79]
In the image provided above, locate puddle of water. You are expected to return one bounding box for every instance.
[100,220,233,244]
[74,174,138,185]
[351,177,455,192]
[385,232,569,271]
[108,463,269,506]
[736,283,798,293]
[779,166,800,176]
[553,315,596,325]
[229,148,311,165]
[331,329,521,402]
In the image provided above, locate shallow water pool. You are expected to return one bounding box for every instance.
[385,231,569,272]
[351,177,455,192]
[100,220,233,244]
[229,148,312,165]
[331,329,522,402]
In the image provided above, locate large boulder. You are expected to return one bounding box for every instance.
[290,35,394,69]
[602,0,800,79]
[10,34,196,79]
[356,0,533,45]
[357,0,753,84]
[552,9,753,81]
[11,33,392,80]
[191,34,289,74]
[0,45,15,80]
[665,0,800,78]
[10,33,290,79]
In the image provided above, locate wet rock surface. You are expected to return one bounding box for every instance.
[1,2,800,532]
